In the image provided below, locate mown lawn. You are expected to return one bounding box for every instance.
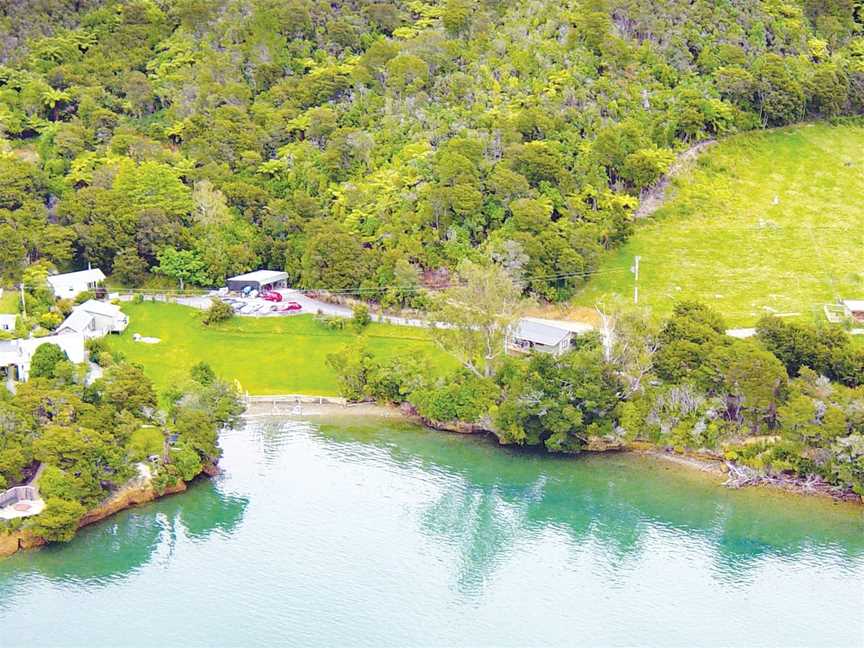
[109,302,457,396]
[0,288,18,314]
[575,123,864,326]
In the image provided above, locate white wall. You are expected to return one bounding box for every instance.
[16,334,86,381]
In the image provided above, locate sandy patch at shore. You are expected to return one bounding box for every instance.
[242,400,402,419]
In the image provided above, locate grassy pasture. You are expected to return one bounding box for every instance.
[0,289,18,314]
[575,123,864,326]
[109,302,456,396]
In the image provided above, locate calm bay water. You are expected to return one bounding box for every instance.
[1,416,862,647]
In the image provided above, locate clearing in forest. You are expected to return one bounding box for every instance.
[109,302,455,396]
[575,123,864,326]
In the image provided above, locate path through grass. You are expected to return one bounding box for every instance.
[575,123,864,326]
[110,302,456,396]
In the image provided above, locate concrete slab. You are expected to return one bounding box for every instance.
[0,498,45,520]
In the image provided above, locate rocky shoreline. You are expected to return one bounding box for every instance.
[0,469,199,559]
[244,399,863,505]
[4,400,859,559]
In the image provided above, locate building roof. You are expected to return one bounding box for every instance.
[57,309,95,334]
[0,346,19,367]
[843,299,864,312]
[512,319,572,347]
[227,270,289,284]
[46,268,106,288]
[0,314,16,328]
[57,300,125,335]
[521,317,594,335]
[76,299,124,318]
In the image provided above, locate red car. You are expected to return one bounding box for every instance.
[277,301,302,312]
[261,291,283,302]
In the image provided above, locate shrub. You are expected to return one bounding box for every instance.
[367,355,429,403]
[38,311,62,330]
[38,466,86,502]
[410,373,499,423]
[315,313,346,330]
[190,361,216,385]
[55,299,75,316]
[202,299,234,326]
[352,303,372,332]
[29,343,68,379]
[74,290,94,304]
[85,337,110,363]
[170,445,204,481]
[28,498,86,543]
[326,342,376,401]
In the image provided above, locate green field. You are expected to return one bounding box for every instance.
[575,123,864,326]
[0,289,17,314]
[109,302,456,396]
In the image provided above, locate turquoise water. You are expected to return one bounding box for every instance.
[1,417,862,647]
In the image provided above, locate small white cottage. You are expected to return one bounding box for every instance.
[56,300,128,338]
[47,268,106,299]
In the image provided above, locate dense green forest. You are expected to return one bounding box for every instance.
[1,0,862,304]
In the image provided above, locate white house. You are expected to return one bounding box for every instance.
[0,341,18,380]
[56,300,128,338]
[0,314,16,333]
[0,333,86,382]
[47,268,106,299]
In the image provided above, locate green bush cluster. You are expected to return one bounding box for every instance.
[328,299,864,494]
[0,356,243,545]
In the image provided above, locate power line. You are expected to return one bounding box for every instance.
[2,266,631,296]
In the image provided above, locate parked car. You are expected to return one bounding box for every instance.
[261,291,283,302]
[277,301,302,312]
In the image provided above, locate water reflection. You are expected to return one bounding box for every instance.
[0,416,860,647]
[3,417,861,599]
[0,478,249,599]
[298,416,864,590]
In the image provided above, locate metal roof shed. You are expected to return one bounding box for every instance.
[226,270,289,293]
[508,319,573,357]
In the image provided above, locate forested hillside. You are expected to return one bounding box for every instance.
[0,0,861,304]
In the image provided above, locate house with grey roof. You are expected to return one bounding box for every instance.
[56,299,128,338]
[507,318,575,357]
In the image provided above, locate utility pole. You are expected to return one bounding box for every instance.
[631,256,641,305]
[19,283,26,318]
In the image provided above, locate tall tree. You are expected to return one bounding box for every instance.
[154,247,209,290]
[431,260,529,379]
